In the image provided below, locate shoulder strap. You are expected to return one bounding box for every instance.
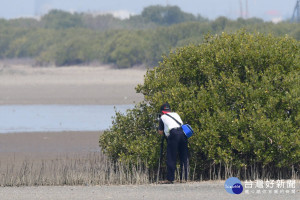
[165,113,182,126]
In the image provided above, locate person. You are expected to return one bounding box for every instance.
[158,103,188,184]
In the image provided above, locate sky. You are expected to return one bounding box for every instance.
[0,0,297,22]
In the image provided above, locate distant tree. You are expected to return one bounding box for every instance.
[141,5,197,25]
[291,27,300,40]
[82,14,123,31]
[8,18,39,28]
[123,15,158,30]
[41,9,83,29]
[103,31,148,68]
[211,16,230,31]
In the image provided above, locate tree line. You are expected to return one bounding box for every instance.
[0,5,299,68]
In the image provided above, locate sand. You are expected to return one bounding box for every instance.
[0,181,299,200]
[0,64,147,105]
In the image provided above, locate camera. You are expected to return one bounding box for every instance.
[155,113,162,131]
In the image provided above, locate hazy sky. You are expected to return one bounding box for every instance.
[0,0,297,22]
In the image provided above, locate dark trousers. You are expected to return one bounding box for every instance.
[166,128,188,182]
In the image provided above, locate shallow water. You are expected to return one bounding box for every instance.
[0,105,133,133]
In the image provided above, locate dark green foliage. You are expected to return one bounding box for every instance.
[100,31,300,180]
[141,5,200,25]
[100,103,160,166]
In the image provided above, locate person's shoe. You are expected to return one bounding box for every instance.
[180,180,187,183]
[160,180,173,184]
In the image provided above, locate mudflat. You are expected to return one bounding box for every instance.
[0,131,101,166]
[0,64,146,105]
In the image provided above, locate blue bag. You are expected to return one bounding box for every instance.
[181,124,194,138]
[166,114,194,138]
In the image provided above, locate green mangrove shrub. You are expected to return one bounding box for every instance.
[100,31,300,180]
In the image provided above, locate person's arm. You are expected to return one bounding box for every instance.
[158,118,164,135]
